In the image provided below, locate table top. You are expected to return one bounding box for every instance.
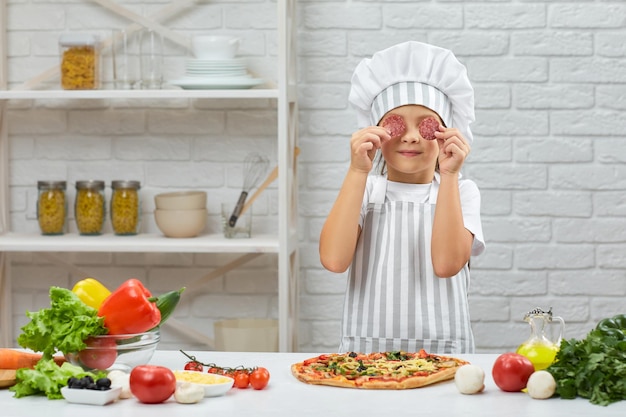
[1,351,624,417]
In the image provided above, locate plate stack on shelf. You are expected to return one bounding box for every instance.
[170,59,264,90]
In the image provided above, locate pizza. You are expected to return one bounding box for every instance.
[291,349,469,390]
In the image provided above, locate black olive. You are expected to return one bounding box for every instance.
[348,352,358,358]
[96,378,112,390]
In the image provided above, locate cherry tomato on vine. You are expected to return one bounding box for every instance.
[249,367,270,390]
[184,361,203,372]
[233,371,250,389]
[208,366,224,375]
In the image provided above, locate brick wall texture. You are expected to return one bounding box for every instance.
[3,0,626,353]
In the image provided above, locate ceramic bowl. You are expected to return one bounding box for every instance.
[61,386,122,405]
[173,370,234,397]
[65,330,160,372]
[191,36,240,60]
[154,208,207,238]
[154,191,207,210]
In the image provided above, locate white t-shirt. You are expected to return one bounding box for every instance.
[359,174,486,256]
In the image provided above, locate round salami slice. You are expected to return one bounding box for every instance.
[382,114,406,138]
[418,117,439,141]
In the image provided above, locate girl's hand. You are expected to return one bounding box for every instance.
[435,126,470,175]
[349,126,390,173]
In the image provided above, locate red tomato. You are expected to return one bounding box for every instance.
[492,352,535,392]
[233,371,250,389]
[207,366,223,374]
[184,361,203,372]
[130,365,176,404]
[249,367,270,390]
[78,336,117,370]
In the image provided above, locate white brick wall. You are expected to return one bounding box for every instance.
[3,0,626,354]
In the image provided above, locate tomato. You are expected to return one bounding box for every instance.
[78,336,117,370]
[208,366,225,375]
[492,352,535,392]
[130,365,176,404]
[233,371,250,389]
[249,367,270,390]
[184,361,203,372]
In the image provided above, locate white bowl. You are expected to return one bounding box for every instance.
[192,36,240,60]
[154,191,207,210]
[173,370,234,397]
[61,386,122,406]
[154,208,207,238]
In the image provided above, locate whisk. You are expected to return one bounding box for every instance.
[229,152,270,227]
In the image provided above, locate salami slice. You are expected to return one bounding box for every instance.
[418,117,439,141]
[382,114,406,138]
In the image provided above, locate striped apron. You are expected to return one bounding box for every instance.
[339,176,474,354]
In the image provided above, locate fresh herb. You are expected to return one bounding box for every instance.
[17,286,107,360]
[10,358,105,399]
[547,328,626,406]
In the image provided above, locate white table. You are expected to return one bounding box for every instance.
[1,351,624,416]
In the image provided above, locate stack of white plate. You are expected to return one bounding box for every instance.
[170,58,263,90]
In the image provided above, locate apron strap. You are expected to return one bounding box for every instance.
[370,175,388,204]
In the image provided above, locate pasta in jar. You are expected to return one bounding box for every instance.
[111,180,141,235]
[75,180,105,235]
[59,33,100,90]
[37,181,67,235]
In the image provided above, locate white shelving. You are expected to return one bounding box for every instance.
[0,0,299,352]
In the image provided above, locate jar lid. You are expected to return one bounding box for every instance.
[111,180,141,190]
[37,180,67,189]
[59,33,99,47]
[75,180,105,190]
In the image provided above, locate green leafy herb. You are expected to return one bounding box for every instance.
[9,358,105,399]
[17,286,107,360]
[547,329,626,406]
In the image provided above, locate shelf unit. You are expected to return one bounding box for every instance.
[0,0,299,351]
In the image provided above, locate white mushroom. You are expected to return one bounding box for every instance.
[454,364,485,395]
[107,370,132,399]
[526,370,556,399]
[174,382,205,404]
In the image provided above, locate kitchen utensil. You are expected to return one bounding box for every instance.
[222,202,252,238]
[228,153,269,227]
[240,146,300,216]
[516,307,565,370]
[0,369,17,388]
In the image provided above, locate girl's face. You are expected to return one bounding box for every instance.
[378,105,442,184]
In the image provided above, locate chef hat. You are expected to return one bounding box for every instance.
[349,41,475,143]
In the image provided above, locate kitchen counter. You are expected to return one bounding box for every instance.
[1,350,624,416]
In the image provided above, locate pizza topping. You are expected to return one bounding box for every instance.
[382,114,406,138]
[418,117,439,140]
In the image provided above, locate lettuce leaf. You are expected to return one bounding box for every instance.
[17,286,107,359]
[10,359,104,399]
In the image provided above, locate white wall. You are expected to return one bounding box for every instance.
[4,0,626,353]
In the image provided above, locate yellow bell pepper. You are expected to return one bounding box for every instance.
[72,278,111,309]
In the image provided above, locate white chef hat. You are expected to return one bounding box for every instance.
[349,41,475,143]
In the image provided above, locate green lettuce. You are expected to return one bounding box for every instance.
[17,286,107,359]
[10,358,104,399]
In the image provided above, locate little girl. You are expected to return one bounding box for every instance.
[319,41,486,354]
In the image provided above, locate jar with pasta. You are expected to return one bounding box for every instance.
[75,180,105,235]
[111,180,141,235]
[37,181,67,235]
[59,33,100,90]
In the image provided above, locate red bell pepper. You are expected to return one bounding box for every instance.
[97,278,161,335]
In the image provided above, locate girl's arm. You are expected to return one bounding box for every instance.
[431,172,474,277]
[320,126,390,273]
[319,168,368,273]
[431,126,474,277]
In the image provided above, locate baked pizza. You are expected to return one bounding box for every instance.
[291,349,469,390]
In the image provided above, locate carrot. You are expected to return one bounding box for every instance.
[0,348,66,369]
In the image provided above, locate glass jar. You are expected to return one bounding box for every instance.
[59,33,100,90]
[37,181,67,235]
[75,180,106,235]
[110,180,141,235]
